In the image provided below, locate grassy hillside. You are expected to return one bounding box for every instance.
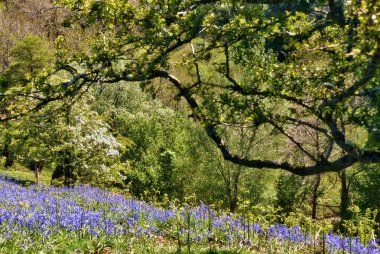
[0,159,52,185]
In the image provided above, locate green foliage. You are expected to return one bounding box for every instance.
[5,34,53,85]
[157,148,181,199]
[240,170,279,206]
[92,83,215,201]
[0,0,379,237]
[48,104,124,187]
[0,93,125,187]
[0,0,377,178]
[342,205,379,244]
[352,165,380,214]
[108,1,378,172]
[276,173,311,214]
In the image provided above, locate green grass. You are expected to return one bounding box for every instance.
[0,159,53,185]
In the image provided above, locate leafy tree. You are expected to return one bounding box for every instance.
[92,83,211,200]
[5,34,53,84]
[157,148,182,199]
[0,94,124,187]
[1,0,380,177]
[47,101,124,187]
[9,113,54,184]
[0,34,53,169]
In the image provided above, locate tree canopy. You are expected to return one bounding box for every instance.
[1,0,379,176]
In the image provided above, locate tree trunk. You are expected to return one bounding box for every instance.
[2,122,14,168]
[35,166,40,185]
[230,171,240,212]
[312,174,321,219]
[229,191,238,213]
[29,160,43,185]
[3,145,14,168]
[339,170,351,221]
[63,158,75,186]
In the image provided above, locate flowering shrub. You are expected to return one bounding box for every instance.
[0,176,379,253]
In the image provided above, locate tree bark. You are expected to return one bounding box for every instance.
[339,170,351,221]
[3,144,14,168]
[230,179,239,212]
[1,121,13,168]
[35,166,40,185]
[28,160,44,185]
[312,174,321,219]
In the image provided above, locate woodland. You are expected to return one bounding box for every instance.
[0,0,379,253]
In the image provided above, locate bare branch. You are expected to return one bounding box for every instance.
[268,120,318,162]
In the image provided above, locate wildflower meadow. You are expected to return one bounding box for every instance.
[0,176,379,253]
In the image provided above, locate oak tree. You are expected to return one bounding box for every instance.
[1,0,379,176]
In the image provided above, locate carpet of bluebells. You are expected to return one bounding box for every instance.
[0,176,379,253]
